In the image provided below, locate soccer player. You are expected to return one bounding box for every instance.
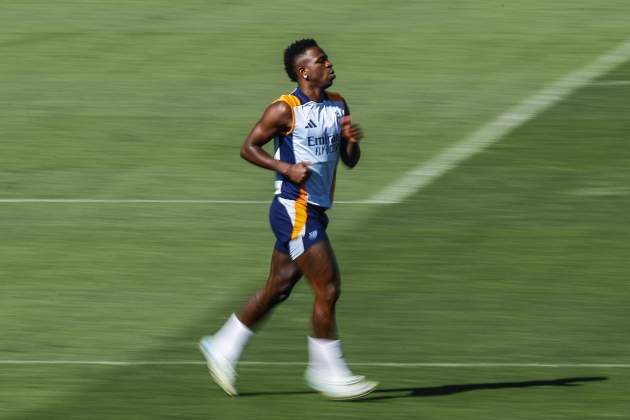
[199,39,377,399]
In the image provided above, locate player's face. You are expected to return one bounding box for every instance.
[299,47,335,88]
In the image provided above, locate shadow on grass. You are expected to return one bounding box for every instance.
[239,376,608,400]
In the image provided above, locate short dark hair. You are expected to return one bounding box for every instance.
[284,38,319,82]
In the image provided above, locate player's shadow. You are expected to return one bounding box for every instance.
[239,376,607,400]
[354,376,608,402]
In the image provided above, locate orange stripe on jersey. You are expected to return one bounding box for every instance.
[291,185,308,240]
[326,91,344,102]
[274,94,301,135]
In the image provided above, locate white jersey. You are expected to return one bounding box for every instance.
[273,88,347,209]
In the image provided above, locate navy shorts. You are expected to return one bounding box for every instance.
[269,196,329,260]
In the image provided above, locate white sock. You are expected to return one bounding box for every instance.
[308,337,353,379]
[213,314,253,365]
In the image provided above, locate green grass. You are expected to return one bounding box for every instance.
[1,1,630,419]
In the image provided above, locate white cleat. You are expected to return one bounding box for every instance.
[305,369,379,400]
[198,336,238,396]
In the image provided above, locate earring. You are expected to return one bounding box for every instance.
[303,74,308,80]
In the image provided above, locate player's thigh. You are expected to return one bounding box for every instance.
[295,238,340,290]
[266,248,303,291]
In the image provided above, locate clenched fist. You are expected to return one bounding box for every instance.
[284,161,311,184]
[340,116,362,144]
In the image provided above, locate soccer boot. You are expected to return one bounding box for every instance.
[198,336,237,396]
[305,367,378,400]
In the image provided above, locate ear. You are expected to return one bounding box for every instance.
[297,65,307,79]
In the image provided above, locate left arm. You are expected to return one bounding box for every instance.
[340,118,361,168]
[339,100,362,168]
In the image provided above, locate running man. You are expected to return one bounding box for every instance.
[199,39,377,399]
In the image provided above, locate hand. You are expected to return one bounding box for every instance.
[284,161,311,184]
[340,116,362,144]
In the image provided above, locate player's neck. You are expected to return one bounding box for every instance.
[298,84,325,103]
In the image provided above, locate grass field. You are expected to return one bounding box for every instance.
[1,1,630,419]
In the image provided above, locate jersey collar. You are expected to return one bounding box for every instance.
[292,87,328,105]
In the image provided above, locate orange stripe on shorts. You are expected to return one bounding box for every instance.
[291,185,308,240]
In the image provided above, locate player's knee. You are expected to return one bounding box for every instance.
[274,288,292,303]
[268,280,295,304]
[319,281,340,305]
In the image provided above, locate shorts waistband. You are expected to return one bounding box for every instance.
[274,195,328,213]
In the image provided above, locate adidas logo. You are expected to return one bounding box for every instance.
[306,119,317,128]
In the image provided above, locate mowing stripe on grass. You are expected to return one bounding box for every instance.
[1,360,629,368]
[2,41,630,208]
[368,38,630,204]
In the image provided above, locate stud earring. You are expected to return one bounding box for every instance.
[303,74,308,80]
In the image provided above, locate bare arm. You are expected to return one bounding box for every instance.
[240,101,311,183]
[340,115,362,168]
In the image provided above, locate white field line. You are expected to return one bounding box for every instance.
[0,360,629,368]
[0,199,371,205]
[368,38,630,204]
[590,80,630,86]
[0,199,269,204]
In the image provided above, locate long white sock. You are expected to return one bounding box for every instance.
[308,337,353,379]
[213,314,253,365]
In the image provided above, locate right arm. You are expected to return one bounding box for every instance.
[240,101,310,184]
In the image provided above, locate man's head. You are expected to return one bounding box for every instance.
[284,39,335,88]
